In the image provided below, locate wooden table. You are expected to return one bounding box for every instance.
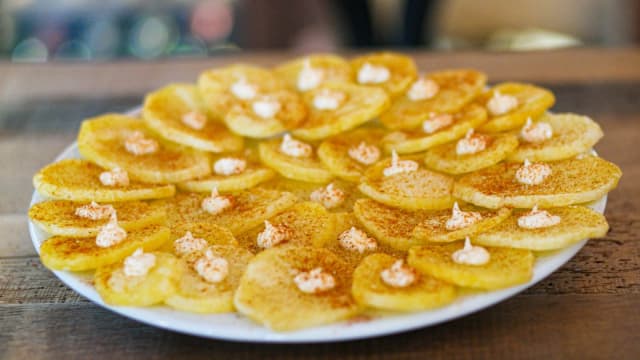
[1,48,639,359]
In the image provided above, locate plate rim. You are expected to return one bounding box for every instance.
[28,107,604,343]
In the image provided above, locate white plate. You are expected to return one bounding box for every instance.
[28,108,606,343]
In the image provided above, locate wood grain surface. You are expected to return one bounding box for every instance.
[0,48,638,359]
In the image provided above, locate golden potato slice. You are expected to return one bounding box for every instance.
[479,83,555,133]
[235,202,336,253]
[77,114,211,184]
[317,127,386,182]
[142,83,244,152]
[352,253,456,311]
[382,103,488,154]
[40,224,170,271]
[261,176,361,213]
[412,206,512,243]
[273,54,353,92]
[224,89,307,138]
[408,242,534,290]
[507,113,604,162]
[358,154,455,210]
[95,251,181,306]
[197,64,285,119]
[353,198,430,251]
[350,52,418,98]
[33,159,175,202]
[234,246,359,331]
[453,156,622,209]
[29,200,165,237]
[380,69,487,130]
[291,82,390,141]
[159,222,238,254]
[423,132,519,174]
[474,206,609,251]
[259,137,333,183]
[178,152,275,192]
[159,188,297,235]
[165,245,254,313]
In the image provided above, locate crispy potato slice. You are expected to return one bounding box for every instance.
[358,155,455,210]
[159,222,238,254]
[317,127,387,182]
[291,82,390,140]
[142,83,243,153]
[159,188,297,235]
[474,206,608,251]
[33,159,175,202]
[235,202,336,253]
[353,198,430,250]
[507,113,604,162]
[423,133,519,174]
[261,176,361,213]
[224,89,307,138]
[178,152,275,192]
[274,54,353,92]
[197,64,285,119]
[453,156,622,209]
[234,246,359,331]
[382,103,488,154]
[412,206,511,243]
[352,253,456,311]
[77,114,211,184]
[258,137,333,183]
[350,52,418,98]
[380,69,487,130]
[95,251,181,306]
[408,242,534,290]
[40,224,170,271]
[29,200,165,237]
[165,245,254,313]
[479,83,555,133]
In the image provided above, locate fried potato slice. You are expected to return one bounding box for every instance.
[261,177,361,213]
[352,253,456,311]
[234,246,359,331]
[351,52,418,98]
[274,54,353,92]
[159,222,238,254]
[259,137,334,183]
[291,82,390,141]
[40,224,170,271]
[159,188,297,235]
[178,151,275,192]
[353,198,430,251]
[29,200,165,237]
[33,159,175,202]
[382,103,488,154]
[408,242,534,290]
[197,64,285,119]
[224,89,307,138]
[479,82,555,133]
[423,133,519,174]
[358,154,455,210]
[165,245,254,313]
[453,156,622,209]
[142,83,244,153]
[507,113,604,162]
[77,114,211,184]
[235,202,336,253]
[95,251,181,306]
[412,206,512,243]
[317,127,386,182]
[380,69,487,130]
[473,206,608,251]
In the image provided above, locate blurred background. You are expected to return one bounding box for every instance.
[1,0,639,62]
